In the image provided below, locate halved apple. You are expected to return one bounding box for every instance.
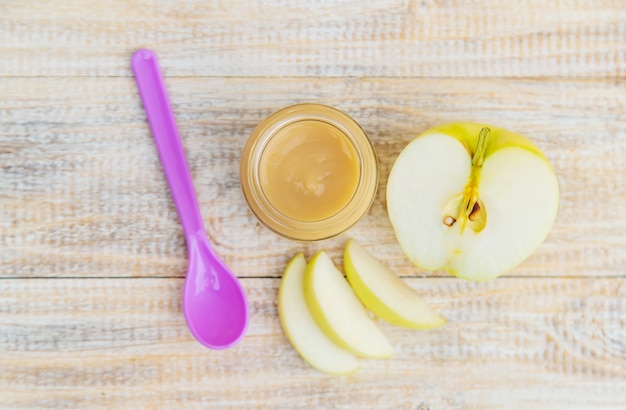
[344,239,446,329]
[278,253,359,375]
[304,251,394,359]
[387,123,559,281]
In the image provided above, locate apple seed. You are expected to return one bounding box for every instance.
[443,216,457,227]
[468,201,481,221]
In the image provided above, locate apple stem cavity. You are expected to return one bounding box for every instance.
[442,128,491,233]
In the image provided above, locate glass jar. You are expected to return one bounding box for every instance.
[240,103,378,241]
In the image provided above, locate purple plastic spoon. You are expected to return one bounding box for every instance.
[131,49,248,350]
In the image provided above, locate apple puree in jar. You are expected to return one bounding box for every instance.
[259,120,360,222]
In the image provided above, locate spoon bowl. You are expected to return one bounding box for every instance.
[131,48,249,349]
[184,235,249,348]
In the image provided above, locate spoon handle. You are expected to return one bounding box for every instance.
[132,49,205,242]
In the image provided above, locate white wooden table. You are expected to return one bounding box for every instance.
[1,1,625,408]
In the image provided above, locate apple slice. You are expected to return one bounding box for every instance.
[304,251,394,359]
[278,254,359,375]
[387,123,559,281]
[344,239,446,329]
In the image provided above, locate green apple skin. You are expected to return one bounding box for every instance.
[422,122,547,161]
[278,253,359,375]
[304,251,393,359]
[344,239,446,329]
[387,122,559,281]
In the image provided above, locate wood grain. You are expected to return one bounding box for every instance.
[1,0,625,77]
[1,277,625,409]
[2,1,625,408]
[2,77,625,278]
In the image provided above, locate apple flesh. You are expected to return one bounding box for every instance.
[304,251,394,359]
[278,254,359,375]
[344,239,446,329]
[387,123,559,281]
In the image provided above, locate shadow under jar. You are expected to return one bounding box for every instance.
[240,103,379,242]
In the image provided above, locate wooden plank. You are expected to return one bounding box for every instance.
[2,76,625,278]
[0,277,624,409]
[1,0,625,77]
